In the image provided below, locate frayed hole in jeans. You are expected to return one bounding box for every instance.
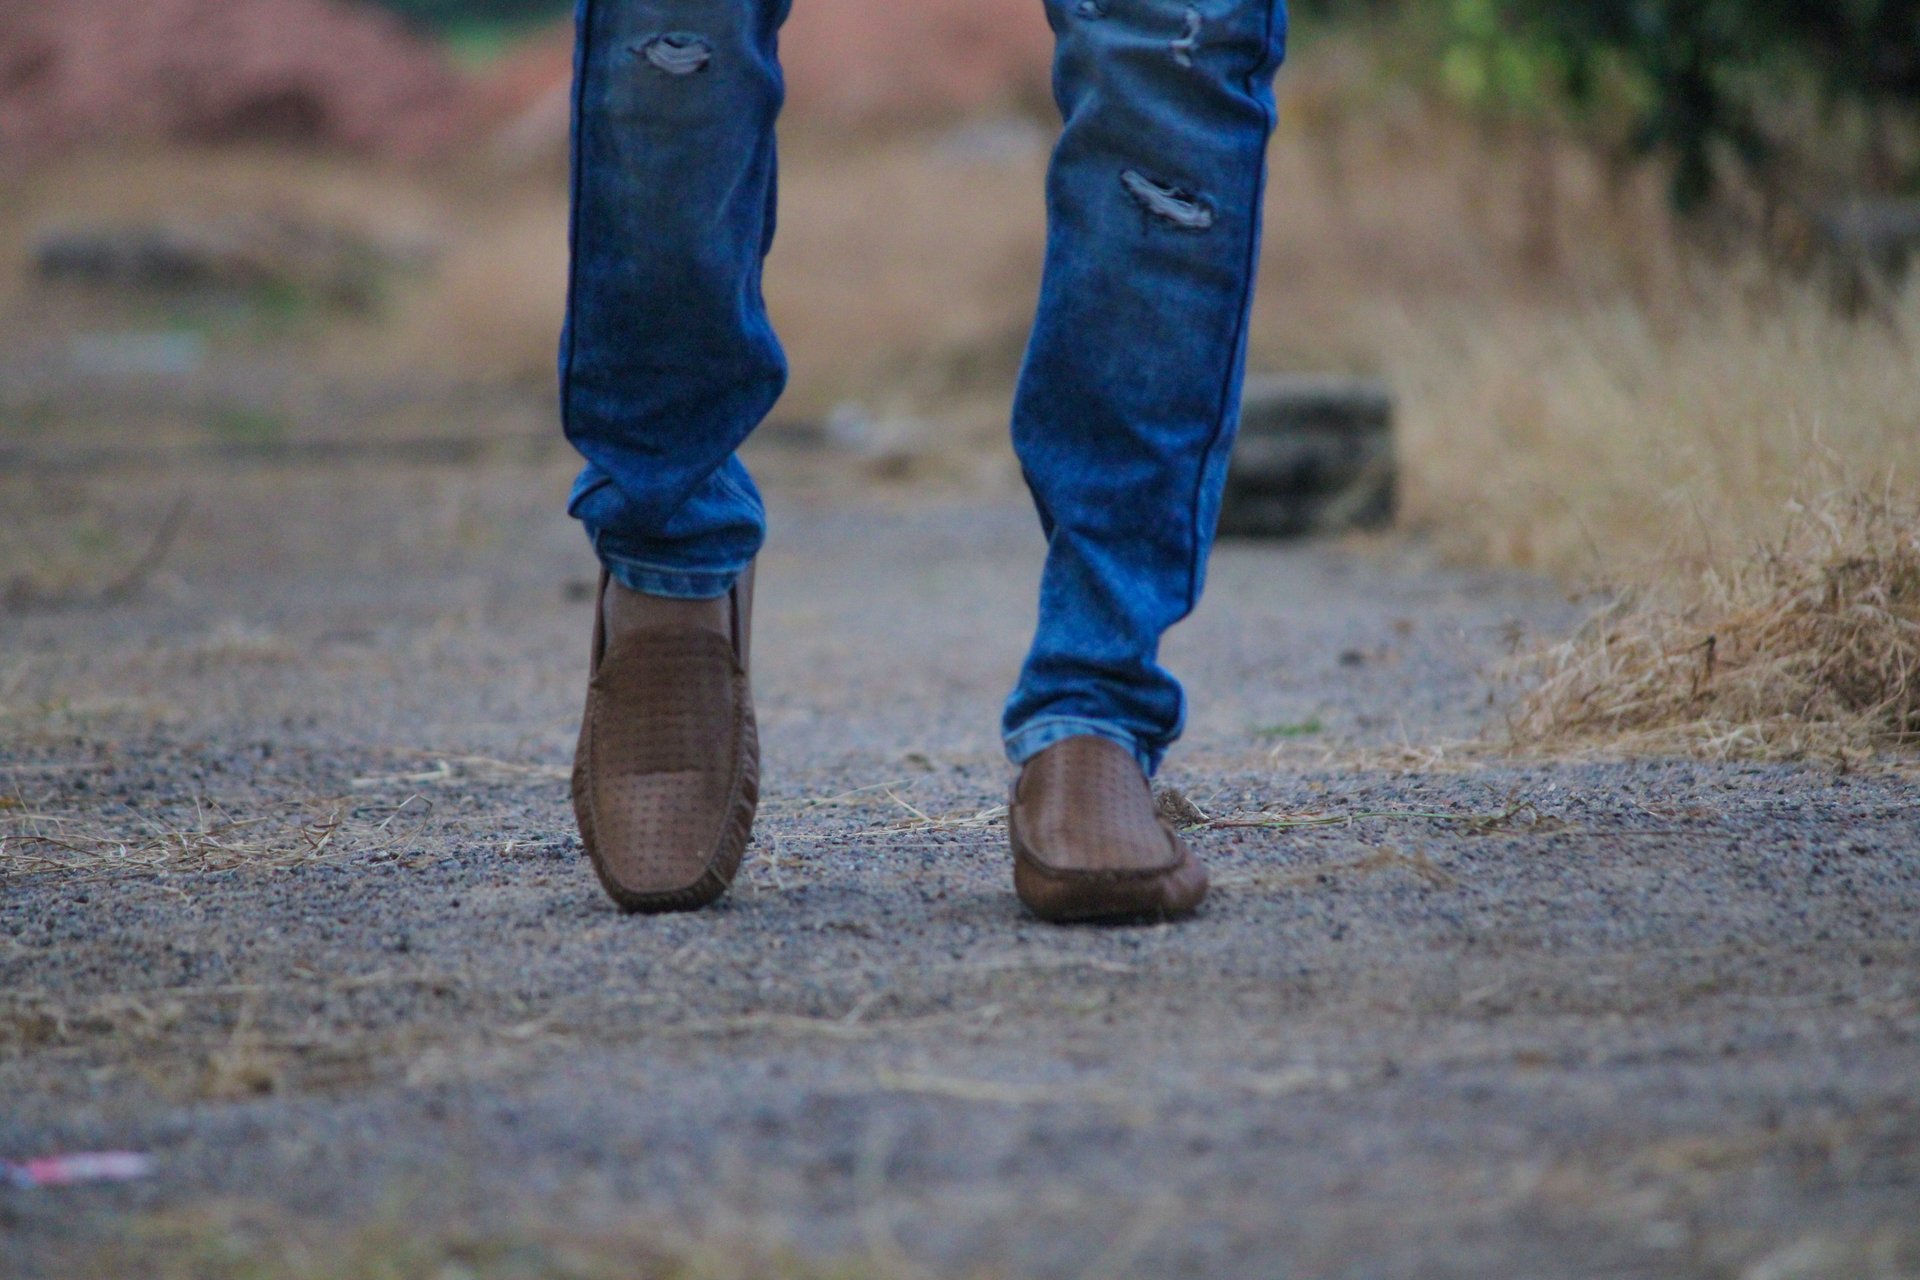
[634,33,713,76]
[1120,170,1216,231]
[1170,7,1202,66]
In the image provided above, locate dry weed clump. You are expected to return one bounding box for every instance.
[1506,491,1920,760]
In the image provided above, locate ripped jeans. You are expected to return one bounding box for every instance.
[561,0,1288,776]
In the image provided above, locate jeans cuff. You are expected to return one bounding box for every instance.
[1004,715,1161,778]
[596,545,740,601]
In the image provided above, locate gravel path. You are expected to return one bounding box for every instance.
[3,451,1917,1279]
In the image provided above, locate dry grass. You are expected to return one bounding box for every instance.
[73,1203,944,1280]
[1248,39,1920,759]
[1505,488,1920,761]
[1210,845,1460,893]
[0,793,431,879]
[1239,37,1920,580]
[1377,279,1920,577]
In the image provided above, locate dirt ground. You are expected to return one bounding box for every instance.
[3,373,1919,1279]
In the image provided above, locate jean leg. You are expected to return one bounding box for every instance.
[561,0,792,599]
[1003,0,1288,774]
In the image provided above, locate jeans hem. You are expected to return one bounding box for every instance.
[596,544,740,600]
[1004,716,1160,778]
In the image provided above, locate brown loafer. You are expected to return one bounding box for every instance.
[571,565,758,913]
[1008,735,1209,923]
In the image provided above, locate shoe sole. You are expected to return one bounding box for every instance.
[1009,821,1208,924]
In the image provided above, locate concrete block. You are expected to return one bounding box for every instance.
[1218,373,1396,539]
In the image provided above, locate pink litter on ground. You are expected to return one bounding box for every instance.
[3,1152,153,1188]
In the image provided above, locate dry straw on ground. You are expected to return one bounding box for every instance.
[0,793,431,879]
[1505,489,1920,761]
[76,1204,922,1280]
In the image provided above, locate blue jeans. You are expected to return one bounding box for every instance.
[561,0,1288,776]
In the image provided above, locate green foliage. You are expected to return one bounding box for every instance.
[1439,0,1558,114]
[1315,0,1920,210]
[1503,2,1789,209]
[1252,718,1326,739]
[1542,1,1919,205]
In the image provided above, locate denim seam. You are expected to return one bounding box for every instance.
[1181,5,1282,614]
[710,464,763,516]
[557,0,596,451]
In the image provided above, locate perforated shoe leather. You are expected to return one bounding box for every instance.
[571,567,757,913]
[1008,735,1208,923]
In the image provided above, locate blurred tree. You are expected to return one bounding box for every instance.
[1306,0,1920,210]
[1775,0,1920,188]
[1482,0,1920,208]
[1505,0,1766,211]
